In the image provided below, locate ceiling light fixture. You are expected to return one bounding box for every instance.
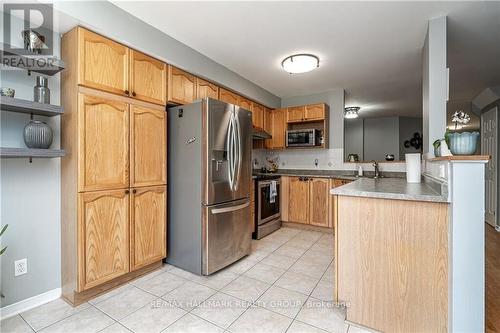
[281,54,319,74]
[344,107,360,119]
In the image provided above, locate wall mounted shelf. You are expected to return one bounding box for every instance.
[0,96,63,117]
[0,42,65,76]
[0,147,65,158]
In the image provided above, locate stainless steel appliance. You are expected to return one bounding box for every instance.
[167,98,252,275]
[253,175,281,239]
[286,128,322,147]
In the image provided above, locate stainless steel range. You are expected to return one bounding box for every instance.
[253,174,281,239]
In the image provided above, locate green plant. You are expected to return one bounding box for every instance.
[0,224,7,256]
[433,139,441,149]
[444,129,451,147]
[0,224,7,299]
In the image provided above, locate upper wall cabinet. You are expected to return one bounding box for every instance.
[286,103,326,123]
[251,103,264,128]
[168,65,196,105]
[196,78,219,100]
[74,27,167,106]
[129,50,167,105]
[238,97,253,112]
[287,105,305,123]
[305,103,326,121]
[78,28,129,96]
[265,108,286,149]
[219,88,239,105]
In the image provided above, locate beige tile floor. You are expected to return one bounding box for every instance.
[1,228,373,333]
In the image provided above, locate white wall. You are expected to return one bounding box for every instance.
[0,2,281,309]
[254,88,406,173]
[0,18,62,307]
[344,118,364,161]
[363,117,400,161]
[399,117,423,158]
[422,16,448,156]
[52,1,280,108]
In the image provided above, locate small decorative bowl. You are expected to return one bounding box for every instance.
[0,87,15,97]
[385,154,395,161]
[448,132,480,155]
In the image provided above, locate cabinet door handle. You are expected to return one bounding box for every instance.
[124,90,130,95]
[132,91,136,97]
[125,189,130,194]
[133,189,137,194]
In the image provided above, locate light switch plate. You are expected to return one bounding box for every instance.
[14,258,27,276]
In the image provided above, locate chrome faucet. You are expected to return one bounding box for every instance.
[371,160,380,179]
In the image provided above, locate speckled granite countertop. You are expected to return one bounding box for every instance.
[252,169,395,181]
[330,177,449,203]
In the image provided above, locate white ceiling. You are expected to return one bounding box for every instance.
[112,1,500,118]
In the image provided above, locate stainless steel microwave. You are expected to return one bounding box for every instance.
[286,129,322,147]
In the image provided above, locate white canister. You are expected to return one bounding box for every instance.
[405,153,421,183]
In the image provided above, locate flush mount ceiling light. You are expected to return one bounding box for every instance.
[281,54,319,74]
[344,107,360,119]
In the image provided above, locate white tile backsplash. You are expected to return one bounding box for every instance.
[253,149,407,172]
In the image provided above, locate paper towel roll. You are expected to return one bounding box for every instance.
[405,153,421,183]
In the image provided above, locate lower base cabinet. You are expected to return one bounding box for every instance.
[79,189,130,291]
[288,177,310,223]
[131,186,167,270]
[77,186,166,293]
[309,178,330,227]
[281,176,350,228]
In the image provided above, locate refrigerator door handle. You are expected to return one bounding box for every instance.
[226,112,234,190]
[233,112,242,191]
[211,201,250,214]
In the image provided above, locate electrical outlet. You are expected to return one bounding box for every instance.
[14,258,27,276]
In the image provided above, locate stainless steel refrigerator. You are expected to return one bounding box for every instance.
[167,98,252,275]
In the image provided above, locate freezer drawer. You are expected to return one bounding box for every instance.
[202,198,252,275]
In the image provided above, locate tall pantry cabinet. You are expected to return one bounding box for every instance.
[61,27,167,304]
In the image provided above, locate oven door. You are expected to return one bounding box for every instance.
[258,180,281,225]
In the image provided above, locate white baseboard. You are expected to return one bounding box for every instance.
[0,288,61,320]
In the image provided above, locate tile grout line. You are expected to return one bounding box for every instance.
[26,228,329,333]
[190,229,307,332]
[283,232,332,333]
[220,229,329,333]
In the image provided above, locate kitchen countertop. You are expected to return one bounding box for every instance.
[330,177,449,203]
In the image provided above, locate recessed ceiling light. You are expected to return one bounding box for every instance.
[344,107,360,119]
[281,54,319,74]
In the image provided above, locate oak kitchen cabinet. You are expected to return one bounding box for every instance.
[79,189,130,291]
[196,78,219,100]
[62,27,167,305]
[130,186,167,270]
[130,105,167,187]
[309,178,330,227]
[251,102,265,128]
[264,108,286,149]
[168,65,196,105]
[281,176,350,228]
[287,177,310,224]
[76,27,167,105]
[129,50,167,105]
[219,88,239,105]
[286,103,327,123]
[78,94,130,192]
